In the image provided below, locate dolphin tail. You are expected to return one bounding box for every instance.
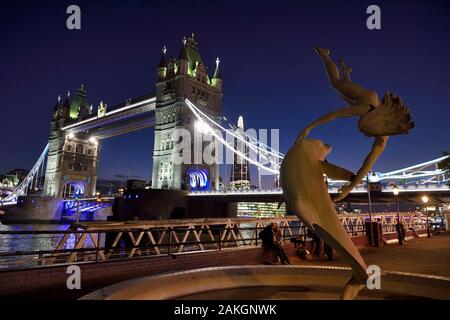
[312,224,368,282]
[291,198,368,300]
[341,275,366,300]
[312,224,368,300]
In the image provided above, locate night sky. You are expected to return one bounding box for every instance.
[1,0,449,186]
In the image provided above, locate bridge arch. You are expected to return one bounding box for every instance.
[61,181,86,199]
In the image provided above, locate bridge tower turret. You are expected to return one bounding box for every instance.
[157,46,168,81]
[211,57,222,90]
[43,86,100,198]
[152,33,222,191]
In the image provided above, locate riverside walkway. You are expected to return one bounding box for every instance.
[291,232,450,278]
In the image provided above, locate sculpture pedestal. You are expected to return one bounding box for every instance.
[82,265,450,300]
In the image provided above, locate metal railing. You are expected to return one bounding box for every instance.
[0,214,428,271]
[0,218,300,269]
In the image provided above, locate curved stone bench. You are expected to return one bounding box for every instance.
[81,265,450,300]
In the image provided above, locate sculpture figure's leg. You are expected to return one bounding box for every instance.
[314,47,341,86]
[315,47,379,107]
[338,59,352,82]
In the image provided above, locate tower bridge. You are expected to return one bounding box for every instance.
[1,34,449,209]
[40,33,223,200]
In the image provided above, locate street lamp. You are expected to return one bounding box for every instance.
[391,184,402,245]
[422,195,430,238]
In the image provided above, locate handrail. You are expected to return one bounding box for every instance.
[0,215,430,271]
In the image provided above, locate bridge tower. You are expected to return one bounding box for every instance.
[152,34,222,190]
[43,85,100,198]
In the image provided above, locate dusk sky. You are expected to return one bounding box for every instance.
[1,0,449,185]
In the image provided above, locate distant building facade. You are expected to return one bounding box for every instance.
[230,116,251,190]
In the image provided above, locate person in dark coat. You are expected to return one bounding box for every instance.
[307,228,322,257]
[260,223,292,265]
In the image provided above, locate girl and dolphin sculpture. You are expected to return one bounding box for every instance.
[280,47,414,299]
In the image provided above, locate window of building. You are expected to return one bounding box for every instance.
[76,144,83,154]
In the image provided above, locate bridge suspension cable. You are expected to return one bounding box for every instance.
[185,99,280,174]
[2,144,49,205]
[185,99,283,160]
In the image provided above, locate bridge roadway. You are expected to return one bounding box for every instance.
[188,185,450,204]
[61,93,156,139]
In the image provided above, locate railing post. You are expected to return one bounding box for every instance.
[168,227,172,255]
[218,229,222,251]
[255,224,258,246]
[96,231,101,262]
[75,199,80,225]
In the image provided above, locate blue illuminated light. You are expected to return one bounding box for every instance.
[187,168,210,191]
[63,182,85,199]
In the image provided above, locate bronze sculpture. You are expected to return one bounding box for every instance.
[297,47,414,201]
[280,48,414,299]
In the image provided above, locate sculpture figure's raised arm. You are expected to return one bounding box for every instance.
[296,105,366,143]
[321,161,355,181]
[332,136,388,202]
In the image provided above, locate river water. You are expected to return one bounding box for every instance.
[0,222,75,269]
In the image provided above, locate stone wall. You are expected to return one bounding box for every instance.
[2,195,64,223]
[0,245,277,299]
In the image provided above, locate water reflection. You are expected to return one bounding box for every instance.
[0,223,72,269]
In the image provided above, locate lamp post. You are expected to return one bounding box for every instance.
[75,198,80,225]
[366,172,374,246]
[422,195,430,238]
[391,184,402,245]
